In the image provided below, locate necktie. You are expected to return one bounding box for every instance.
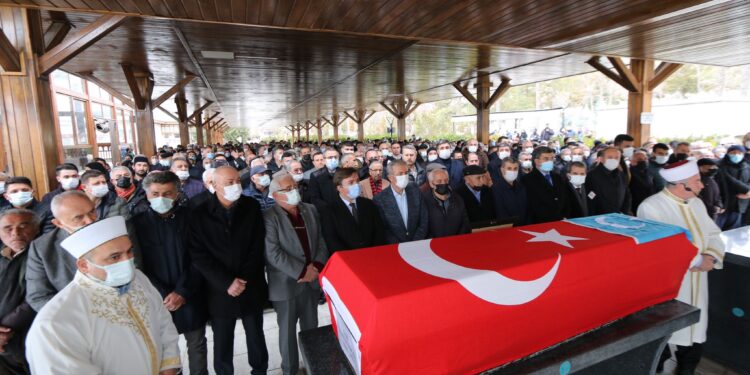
[545,173,553,186]
[349,202,359,223]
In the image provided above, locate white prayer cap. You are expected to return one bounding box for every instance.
[60,216,128,258]
[659,160,699,183]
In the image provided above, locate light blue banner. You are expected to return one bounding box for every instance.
[567,213,692,244]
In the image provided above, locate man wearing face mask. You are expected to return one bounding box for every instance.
[488,143,513,184]
[585,147,633,216]
[188,166,269,375]
[373,160,429,244]
[308,149,340,212]
[0,177,53,235]
[242,165,275,211]
[697,158,724,222]
[455,165,496,224]
[465,139,489,167]
[80,170,128,220]
[614,134,635,172]
[435,141,464,189]
[190,168,216,209]
[323,168,385,252]
[492,158,527,225]
[40,164,81,207]
[359,160,389,199]
[648,143,670,192]
[521,147,571,224]
[422,167,470,238]
[518,151,534,175]
[171,157,205,199]
[131,172,209,375]
[629,150,655,213]
[669,142,692,164]
[132,156,151,184]
[26,216,181,375]
[152,152,173,172]
[717,145,750,230]
[264,174,329,375]
[554,148,573,175]
[566,162,590,218]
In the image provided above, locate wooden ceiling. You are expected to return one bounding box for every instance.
[2,0,750,130]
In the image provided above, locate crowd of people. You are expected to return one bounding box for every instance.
[0,129,747,374]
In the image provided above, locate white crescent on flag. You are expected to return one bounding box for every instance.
[398,240,561,306]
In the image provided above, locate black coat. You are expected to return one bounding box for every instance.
[492,178,527,225]
[131,204,208,333]
[421,189,471,238]
[308,168,338,212]
[585,164,633,216]
[567,183,591,218]
[187,195,268,318]
[321,196,385,252]
[699,174,723,220]
[455,183,496,223]
[521,169,571,224]
[628,163,654,213]
[719,157,750,213]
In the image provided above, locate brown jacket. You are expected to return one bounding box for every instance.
[359,177,390,200]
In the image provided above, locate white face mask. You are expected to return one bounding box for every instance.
[8,191,33,207]
[257,174,271,187]
[381,150,391,157]
[395,175,409,189]
[427,155,438,162]
[503,170,518,182]
[562,155,572,162]
[87,258,135,288]
[90,184,109,198]
[524,147,534,153]
[175,170,190,181]
[159,159,171,167]
[521,160,532,169]
[583,151,591,158]
[0,182,5,194]
[438,149,451,160]
[282,189,301,206]
[570,174,586,187]
[222,183,242,202]
[622,147,635,158]
[419,151,427,159]
[655,155,669,165]
[468,145,478,153]
[291,173,304,182]
[603,159,620,171]
[149,197,174,214]
[61,177,79,190]
[498,151,510,159]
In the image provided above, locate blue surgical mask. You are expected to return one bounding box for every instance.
[86,258,135,288]
[729,154,744,164]
[347,183,361,199]
[207,153,215,159]
[149,197,174,214]
[540,161,554,172]
[326,158,339,170]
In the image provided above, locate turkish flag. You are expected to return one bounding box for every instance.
[321,218,696,374]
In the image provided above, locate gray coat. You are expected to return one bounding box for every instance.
[373,184,429,244]
[263,203,329,301]
[24,228,75,312]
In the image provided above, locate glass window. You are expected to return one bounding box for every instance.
[95,104,114,144]
[63,147,93,171]
[117,110,126,143]
[51,70,70,90]
[125,111,134,146]
[56,94,74,146]
[69,74,85,94]
[87,81,112,101]
[73,99,88,144]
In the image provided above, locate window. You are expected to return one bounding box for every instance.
[87,81,112,101]
[91,103,114,144]
[73,99,88,144]
[56,94,75,146]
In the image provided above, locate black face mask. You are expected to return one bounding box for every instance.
[435,184,450,195]
[303,154,311,161]
[704,168,719,178]
[116,176,132,189]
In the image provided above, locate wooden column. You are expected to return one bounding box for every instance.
[174,93,189,146]
[587,56,682,146]
[380,97,420,141]
[205,122,213,146]
[0,8,61,195]
[195,112,203,147]
[453,75,511,144]
[344,109,375,142]
[323,114,346,142]
[295,123,302,142]
[286,125,295,143]
[122,64,157,156]
[313,119,323,145]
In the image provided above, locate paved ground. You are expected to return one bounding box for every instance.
[178,303,738,375]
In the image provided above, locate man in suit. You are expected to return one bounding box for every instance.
[586,147,633,215]
[492,158,527,225]
[402,145,427,187]
[308,149,340,212]
[373,160,429,244]
[421,167,471,238]
[323,168,385,252]
[264,174,330,375]
[25,191,96,312]
[521,146,571,224]
[455,165,496,224]
[567,161,591,218]
[188,166,269,375]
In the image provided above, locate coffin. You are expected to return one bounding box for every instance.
[320,214,696,374]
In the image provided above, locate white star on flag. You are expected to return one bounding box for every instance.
[518,229,587,248]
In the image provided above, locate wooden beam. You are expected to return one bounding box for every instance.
[121,64,153,109]
[404,101,420,118]
[487,77,512,108]
[209,119,224,130]
[38,15,127,75]
[453,81,479,109]
[586,56,633,92]
[201,112,220,127]
[379,101,399,118]
[607,57,639,92]
[43,20,71,51]
[157,106,179,122]
[79,72,135,108]
[649,62,683,91]
[187,100,214,122]
[152,74,197,107]
[0,28,21,72]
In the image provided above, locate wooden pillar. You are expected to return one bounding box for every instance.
[322,114,345,142]
[195,111,203,147]
[175,93,189,146]
[304,121,312,141]
[344,109,375,142]
[587,56,681,146]
[453,75,511,145]
[295,124,301,142]
[314,119,323,145]
[122,65,157,156]
[0,8,61,195]
[205,123,213,146]
[380,97,420,142]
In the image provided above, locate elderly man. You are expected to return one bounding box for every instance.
[40,164,80,207]
[131,171,208,375]
[359,160,389,199]
[638,161,725,374]
[191,168,215,209]
[323,168,385,252]
[171,157,205,199]
[26,216,181,375]
[455,165,496,224]
[586,147,632,215]
[0,209,39,374]
[110,166,139,203]
[243,165,275,211]
[264,174,329,375]
[373,160,429,244]
[188,166,269,375]
[421,168,470,238]
[24,191,97,312]
[80,170,128,220]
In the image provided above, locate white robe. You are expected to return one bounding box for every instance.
[26,269,181,375]
[637,189,725,346]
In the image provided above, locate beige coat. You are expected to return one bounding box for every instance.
[359,178,389,200]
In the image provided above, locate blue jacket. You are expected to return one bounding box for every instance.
[492,177,527,225]
[242,183,276,211]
